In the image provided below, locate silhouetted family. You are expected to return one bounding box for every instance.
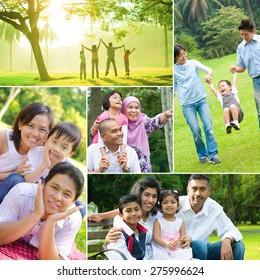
[80,39,135,79]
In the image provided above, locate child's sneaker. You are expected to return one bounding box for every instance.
[199,156,208,164]
[226,124,232,134]
[210,155,221,164]
[230,121,240,130]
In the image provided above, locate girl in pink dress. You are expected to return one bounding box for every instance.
[90,90,128,162]
[152,190,193,260]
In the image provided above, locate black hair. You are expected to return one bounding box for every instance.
[174,44,186,64]
[130,177,161,216]
[218,80,232,86]
[158,189,181,213]
[102,90,123,110]
[47,122,82,152]
[44,162,84,200]
[188,174,210,186]
[11,103,54,152]
[238,19,255,32]
[118,194,141,214]
[98,118,117,134]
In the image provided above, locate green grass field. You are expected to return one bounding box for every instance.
[0,67,172,86]
[208,225,260,260]
[174,53,260,173]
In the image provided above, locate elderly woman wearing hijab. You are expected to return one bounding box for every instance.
[121,96,173,172]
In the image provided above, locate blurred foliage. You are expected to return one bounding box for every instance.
[88,174,260,224]
[0,87,86,164]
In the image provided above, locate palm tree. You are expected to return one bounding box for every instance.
[0,22,21,71]
[39,18,57,68]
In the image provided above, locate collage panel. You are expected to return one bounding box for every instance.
[0,1,172,87]
[87,173,259,260]
[0,87,87,260]
[174,1,260,172]
[87,87,173,174]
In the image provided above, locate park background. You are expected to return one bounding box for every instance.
[0,87,87,254]
[174,1,260,172]
[88,173,260,260]
[87,87,173,173]
[0,0,172,86]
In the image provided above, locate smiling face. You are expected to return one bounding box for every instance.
[161,195,179,217]
[187,179,210,213]
[140,187,158,214]
[19,114,50,153]
[124,101,141,122]
[108,93,123,110]
[43,173,77,217]
[176,49,187,65]
[218,81,232,96]
[119,201,142,229]
[46,131,74,167]
[100,120,124,150]
[239,29,255,43]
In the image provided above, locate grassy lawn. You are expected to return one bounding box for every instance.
[174,53,260,173]
[208,224,260,260]
[0,67,172,86]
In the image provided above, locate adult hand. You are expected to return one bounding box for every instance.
[105,227,122,244]
[179,235,192,248]
[33,179,45,219]
[99,157,110,172]
[47,205,83,224]
[88,213,103,223]
[204,74,212,83]
[221,239,233,260]
[15,158,32,175]
[230,65,237,73]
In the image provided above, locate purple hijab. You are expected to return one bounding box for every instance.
[122,96,150,158]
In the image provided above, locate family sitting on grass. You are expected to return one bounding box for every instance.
[0,102,86,260]
[80,38,135,79]
[88,175,245,260]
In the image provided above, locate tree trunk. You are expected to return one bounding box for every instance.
[27,30,51,81]
[227,174,236,223]
[9,40,12,71]
[161,87,173,172]
[0,87,21,121]
[88,88,102,143]
[245,0,254,21]
[164,24,170,67]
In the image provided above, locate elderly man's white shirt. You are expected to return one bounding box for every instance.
[87,144,141,173]
[176,196,242,242]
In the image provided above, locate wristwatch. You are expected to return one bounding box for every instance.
[225,237,235,244]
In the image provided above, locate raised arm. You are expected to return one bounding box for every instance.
[130,48,135,54]
[81,44,92,52]
[101,39,108,48]
[159,109,173,124]
[232,71,237,89]
[205,76,218,97]
[97,39,102,49]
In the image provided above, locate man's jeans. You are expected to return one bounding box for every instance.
[191,240,245,260]
[182,98,218,159]
[253,77,260,129]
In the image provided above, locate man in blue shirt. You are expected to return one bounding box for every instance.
[230,19,260,129]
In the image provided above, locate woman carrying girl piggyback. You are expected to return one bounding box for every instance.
[152,190,193,260]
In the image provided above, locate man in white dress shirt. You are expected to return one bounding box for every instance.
[87,119,141,173]
[177,174,245,260]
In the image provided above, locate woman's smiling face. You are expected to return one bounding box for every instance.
[124,102,140,122]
